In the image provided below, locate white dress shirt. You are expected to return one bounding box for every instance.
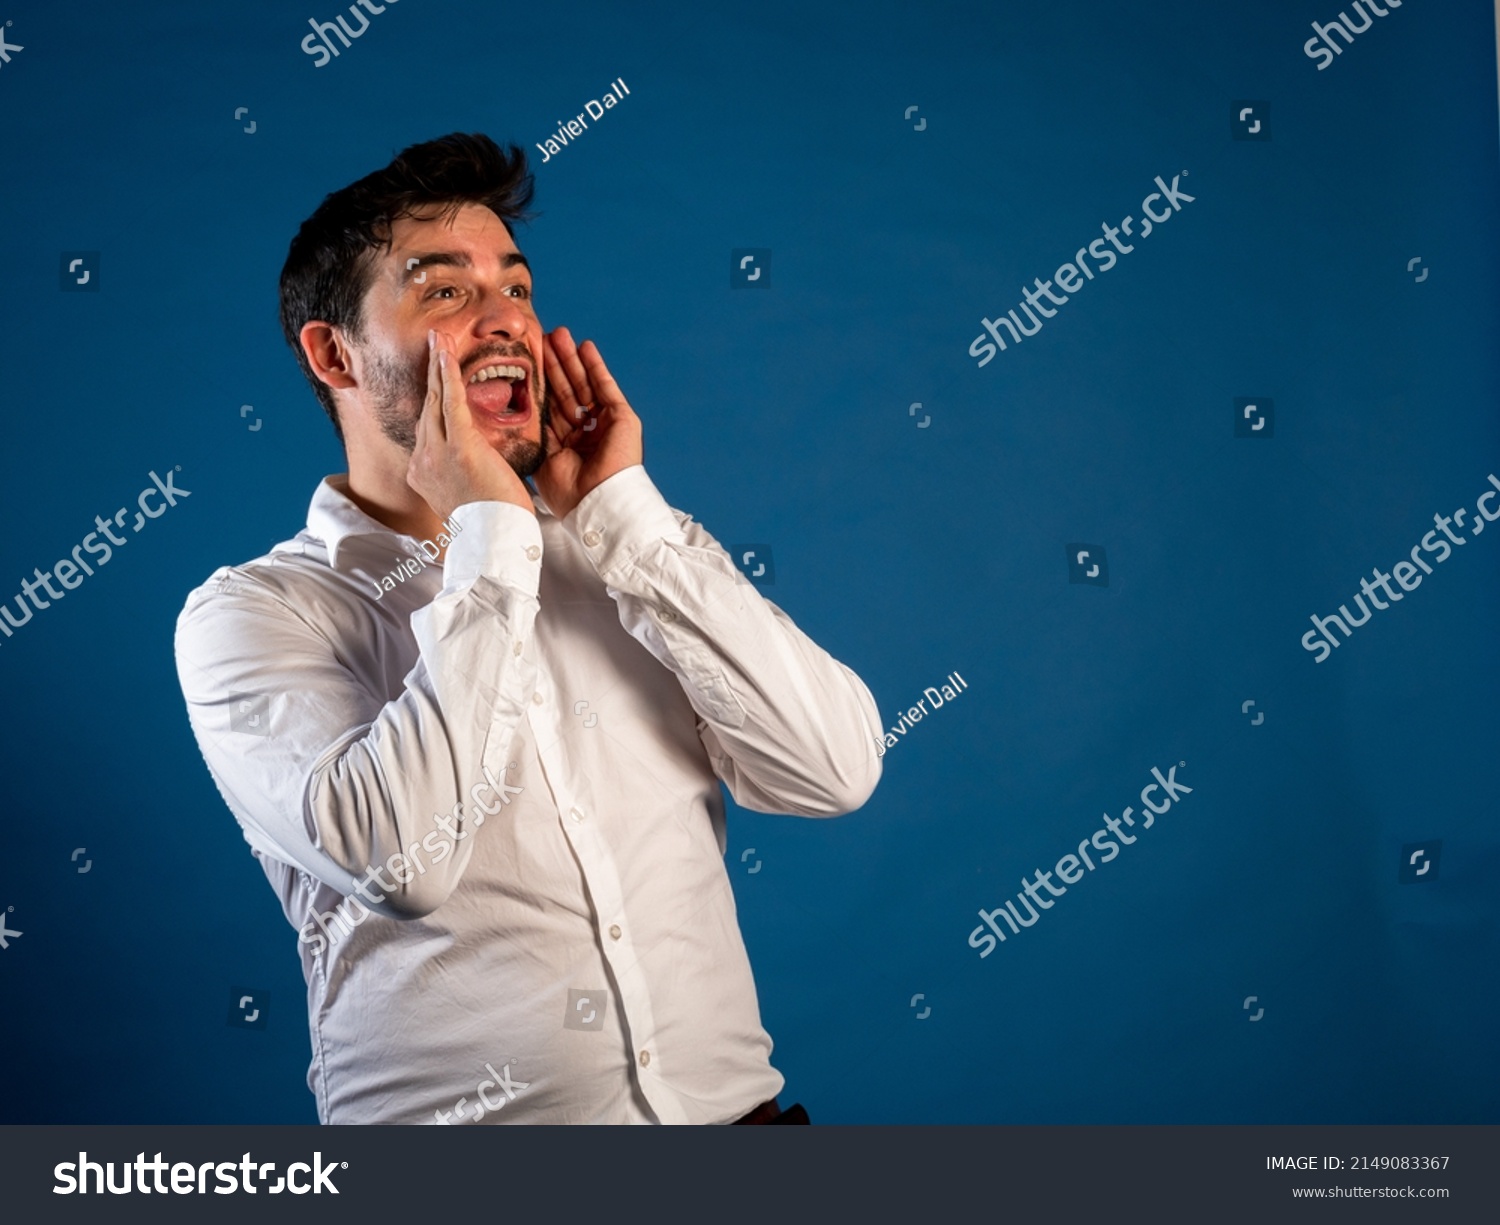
[173,464,882,1124]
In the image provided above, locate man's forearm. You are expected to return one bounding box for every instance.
[564,465,883,815]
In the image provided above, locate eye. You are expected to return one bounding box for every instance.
[505,283,532,300]
[426,285,460,301]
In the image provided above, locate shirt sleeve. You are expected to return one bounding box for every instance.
[563,464,883,817]
[173,501,543,917]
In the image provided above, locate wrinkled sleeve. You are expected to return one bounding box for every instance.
[173,501,543,917]
[564,465,882,816]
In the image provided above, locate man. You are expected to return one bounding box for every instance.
[174,132,883,1124]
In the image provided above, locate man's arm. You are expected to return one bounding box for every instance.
[174,501,543,916]
[174,329,544,916]
[535,326,881,816]
[565,464,883,817]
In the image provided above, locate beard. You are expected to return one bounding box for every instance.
[365,342,551,479]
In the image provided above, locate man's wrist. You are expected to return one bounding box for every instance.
[564,465,685,575]
[444,500,547,595]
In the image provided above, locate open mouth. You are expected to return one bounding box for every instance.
[465,360,532,423]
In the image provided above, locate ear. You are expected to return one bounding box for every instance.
[299,321,358,391]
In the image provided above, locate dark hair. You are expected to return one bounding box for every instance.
[278,132,537,440]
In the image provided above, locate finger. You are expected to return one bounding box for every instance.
[543,332,579,412]
[543,336,585,446]
[438,333,471,438]
[551,326,596,411]
[577,341,633,417]
[540,406,569,458]
[421,328,448,444]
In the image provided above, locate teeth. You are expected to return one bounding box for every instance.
[470,364,526,384]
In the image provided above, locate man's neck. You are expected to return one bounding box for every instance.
[340,473,450,546]
[337,440,470,563]
[338,438,541,558]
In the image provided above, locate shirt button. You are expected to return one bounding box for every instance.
[513,641,523,656]
[639,1050,651,1068]
[657,607,675,622]
[609,924,621,940]
[525,545,541,561]
[569,807,584,823]
[582,529,602,547]
[532,692,543,705]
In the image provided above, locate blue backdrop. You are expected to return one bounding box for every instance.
[2,0,1496,1124]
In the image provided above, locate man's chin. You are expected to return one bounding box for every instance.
[497,391,549,479]
[500,434,547,481]
[387,427,544,480]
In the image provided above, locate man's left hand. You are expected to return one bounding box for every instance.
[534,326,644,520]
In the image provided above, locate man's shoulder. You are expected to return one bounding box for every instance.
[176,525,338,628]
[177,471,398,610]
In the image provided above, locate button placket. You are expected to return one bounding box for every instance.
[525,711,681,1120]
[554,806,657,1070]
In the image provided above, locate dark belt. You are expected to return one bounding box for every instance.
[732,1097,810,1124]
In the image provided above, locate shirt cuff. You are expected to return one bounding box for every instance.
[564,465,687,576]
[441,501,545,596]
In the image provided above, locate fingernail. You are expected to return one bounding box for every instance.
[428,329,435,349]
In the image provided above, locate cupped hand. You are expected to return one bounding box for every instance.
[534,326,644,520]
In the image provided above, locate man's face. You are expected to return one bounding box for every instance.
[350,202,549,477]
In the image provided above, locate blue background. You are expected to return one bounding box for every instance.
[2,0,1496,1123]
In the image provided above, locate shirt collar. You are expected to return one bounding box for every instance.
[309,474,554,570]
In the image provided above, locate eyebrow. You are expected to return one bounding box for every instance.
[399,250,531,284]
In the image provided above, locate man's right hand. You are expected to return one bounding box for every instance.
[406,329,536,520]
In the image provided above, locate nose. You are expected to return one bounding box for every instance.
[470,283,532,343]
